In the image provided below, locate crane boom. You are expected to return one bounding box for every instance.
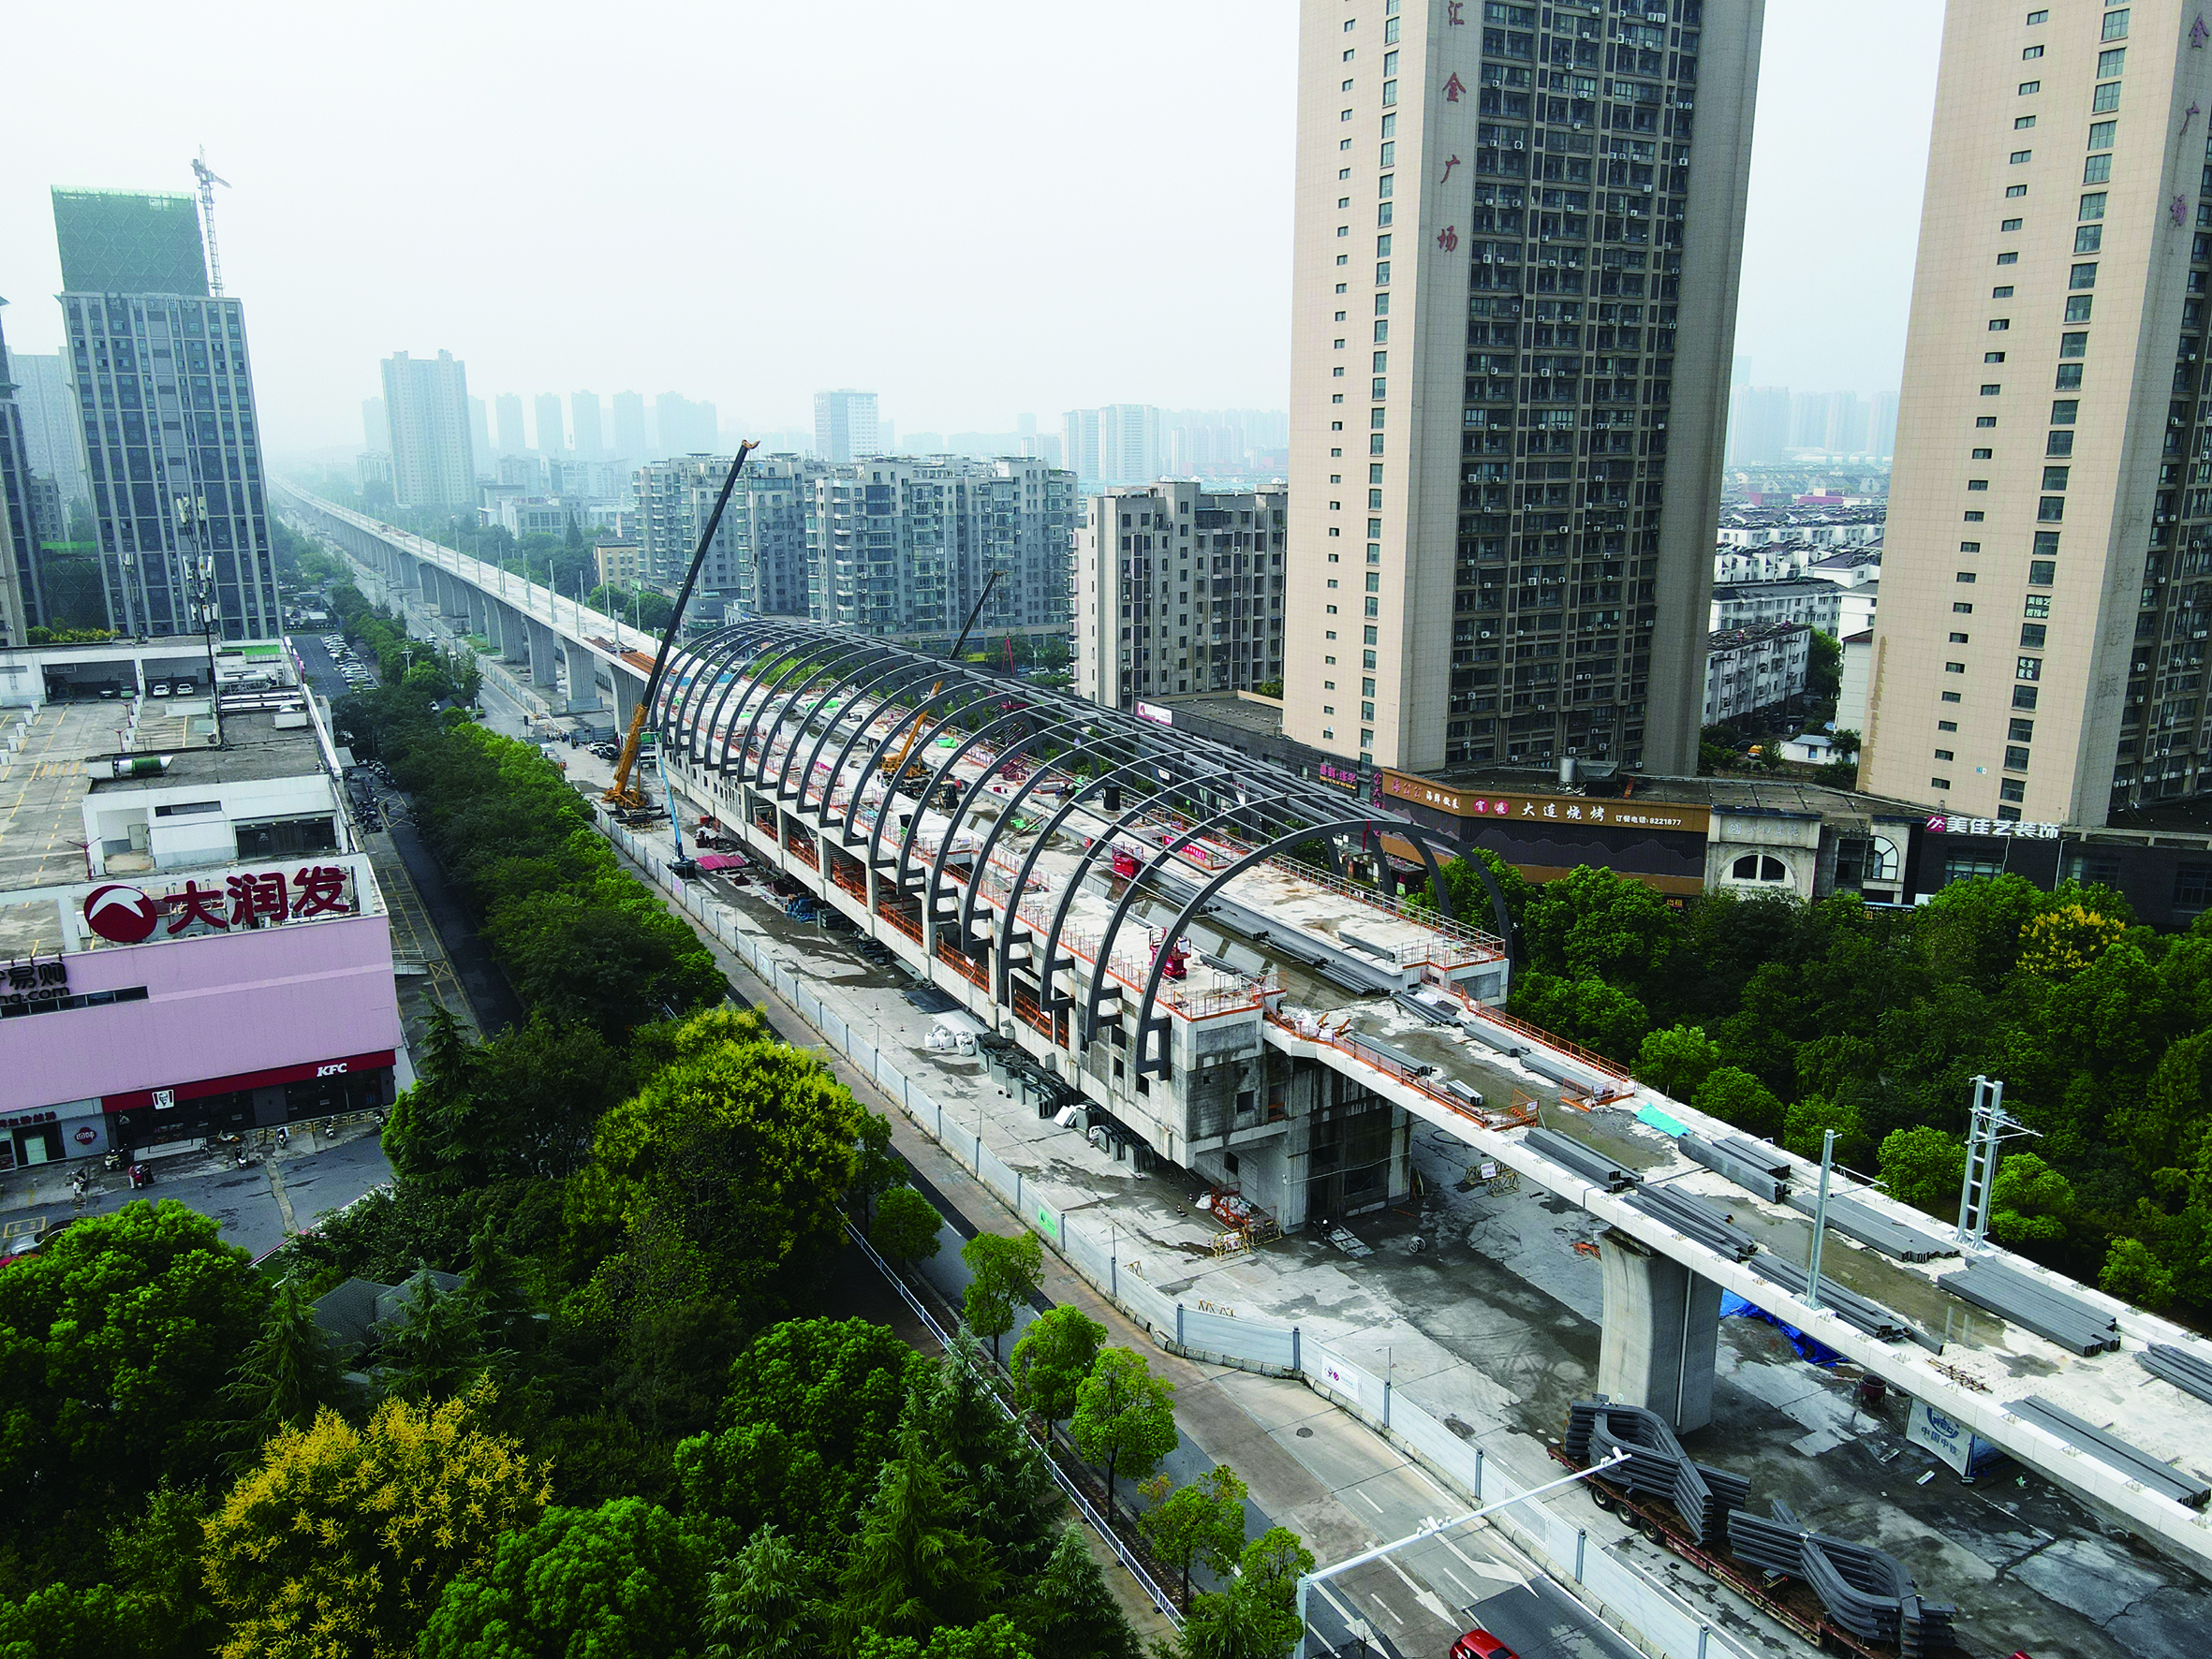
[603,440,758,810]
[878,570,1001,789]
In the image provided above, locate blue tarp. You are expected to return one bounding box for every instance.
[1720,1291,1843,1367]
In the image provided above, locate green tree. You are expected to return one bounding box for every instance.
[1691,1065,1786,1139]
[853,1110,904,1225]
[1877,1126,1969,1218]
[420,1498,711,1659]
[1508,969,1650,1063]
[104,1481,220,1659]
[0,1199,265,1519]
[835,1426,1002,1644]
[0,1583,146,1659]
[225,1275,348,1447]
[1634,1023,1722,1099]
[2101,1236,2176,1310]
[1404,850,1531,941]
[1139,1464,1248,1607]
[960,1231,1044,1362]
[380,1275,492,1403]
[1013,1526,1142,1659]
[1783,1095,1868,1169]
[701,1524,822,1659]
[1177,1529,1312,1659]
[1989,1151,2074,1245]
[1010,1303,1106,1429]
[573,1012,866,1317]
[201,1388,550,1659]
[1069,1347,1177,1522]
[856,1618,1036,1659]
[904,1330,1062,1574]
[384,1012,630,1190]
[1519,864,1683,1005]
[874,1186,946,1271]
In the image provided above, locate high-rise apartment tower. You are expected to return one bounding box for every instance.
[815,389,880,463]
[53,188,282,640]
[1281,1,1763,775]
[380,350,476,510]
[1865,0,2212,822]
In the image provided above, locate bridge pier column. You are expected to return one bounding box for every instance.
[563,639,603,711]
[525,616,560,694]
[1598,1230,1720,1432]
[609,666,641,737]
[494,601,528,666]
[466,584,490,642]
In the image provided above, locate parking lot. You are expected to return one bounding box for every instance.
[292,629,378,703]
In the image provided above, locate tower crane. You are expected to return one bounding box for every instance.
[191,149,230,296]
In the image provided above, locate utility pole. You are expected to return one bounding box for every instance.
[1806,1129,1836,1310]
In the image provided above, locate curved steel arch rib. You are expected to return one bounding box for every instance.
[1125,818,1465,1077]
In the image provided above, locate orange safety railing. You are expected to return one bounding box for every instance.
[788,835,818,871]
[877,896,922,942]
[831,861,867,902]
[936,937,988,988]
[1465,1003,1635,1095]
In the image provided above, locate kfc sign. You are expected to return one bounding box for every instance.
[84,885,161,945]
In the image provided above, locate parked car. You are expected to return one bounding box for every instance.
[149,681,170,697]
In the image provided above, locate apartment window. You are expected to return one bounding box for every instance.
[2006,184,2028,198]
[2088,123,2119,155]
[1949,631,1971,643]
[2056,361,2083,389]
[2010,717,2036,741]
[2042,465,2070,490]
[2019,688,2044,713]
[2076,225,2101,252]
[2037,497,2065,521]
[1946,662,1967,674]
[2064,295,2094,321]
[2000,780,2027,804]
[2081,191,2107,219]
[1973,448,1995,460]
[2046,431,2074,458]
[1960,542,1983,553]
[1933,778,1954,790]
[2029,559,2056,584]
[1965,510,1986,521]
[2010,149,2033,165]
[2002,216,2025,230]
[1969,479,1990,492]
[2026,594,2052,618]
[2101,9,2129,41]
[2007,745,2032,771]
[2017,655,2042,680]
[2023,44,2043,58]
[1983,384,2003,395]
[2026,7,2047,19]
[1943,691,1965,703]
[1977,417,1998,428]
[2070,262,2098,289]
[2021,623,2049,648]
[1954,601,1975,613]
[1935,748,1955,762]
[2085,154,2113,184]
[2174,865,2212,914]
[2093,81,2121,112]
[1985,351,2007,363]
[2059,330,2088,358]
[1999,251,2020,265]
[2020,81,2042,95]
[2098,47,2125,75]
[1940,721,1961,734]
[2015,116,2037,130]
[1988,318,2010,331]
[1994,286,2015,298]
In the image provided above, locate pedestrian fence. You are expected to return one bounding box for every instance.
[606,820,1754,1659]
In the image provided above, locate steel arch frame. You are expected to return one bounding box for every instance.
[810,657,961,838]
[1126,818,1466,1075]
[913,703,1065,955]
[784,646,925,811]
[955,714,1121,960]
[1079,789,1365,1048]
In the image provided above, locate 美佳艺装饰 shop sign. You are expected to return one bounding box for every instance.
[83,865,359,946]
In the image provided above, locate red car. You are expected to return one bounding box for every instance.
[1451,1631,1518,1659]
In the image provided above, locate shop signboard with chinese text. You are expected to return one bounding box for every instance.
[1380,773,1709,834]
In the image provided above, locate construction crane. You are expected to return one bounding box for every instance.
[191,149,230,296]
[878,571,999,793]
[603,440,758,810]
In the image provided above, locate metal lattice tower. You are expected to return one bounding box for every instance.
[190,149,230,296]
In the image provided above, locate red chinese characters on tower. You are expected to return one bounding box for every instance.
[1443,71,1467,102]
[1437,226,1460,252]
[291,865,350,917]
[169,880,229,934]
[1448,0,1466,22]
[228,872,288,926]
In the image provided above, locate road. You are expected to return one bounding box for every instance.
[7,1130,393,1261]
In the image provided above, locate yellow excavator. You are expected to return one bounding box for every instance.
[603,440,757,811]
[877,569,998,795]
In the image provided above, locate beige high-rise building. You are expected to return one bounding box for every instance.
[1865,1,2212,824]
[1281,1,1763,777]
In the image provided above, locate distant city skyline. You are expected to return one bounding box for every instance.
[0,3,1940,455]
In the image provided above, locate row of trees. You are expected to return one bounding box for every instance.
[1415,853,2212,1319]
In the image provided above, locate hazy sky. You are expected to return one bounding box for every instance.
[0,1,1940,453]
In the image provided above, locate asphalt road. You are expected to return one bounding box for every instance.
[12,1133,394,1261]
